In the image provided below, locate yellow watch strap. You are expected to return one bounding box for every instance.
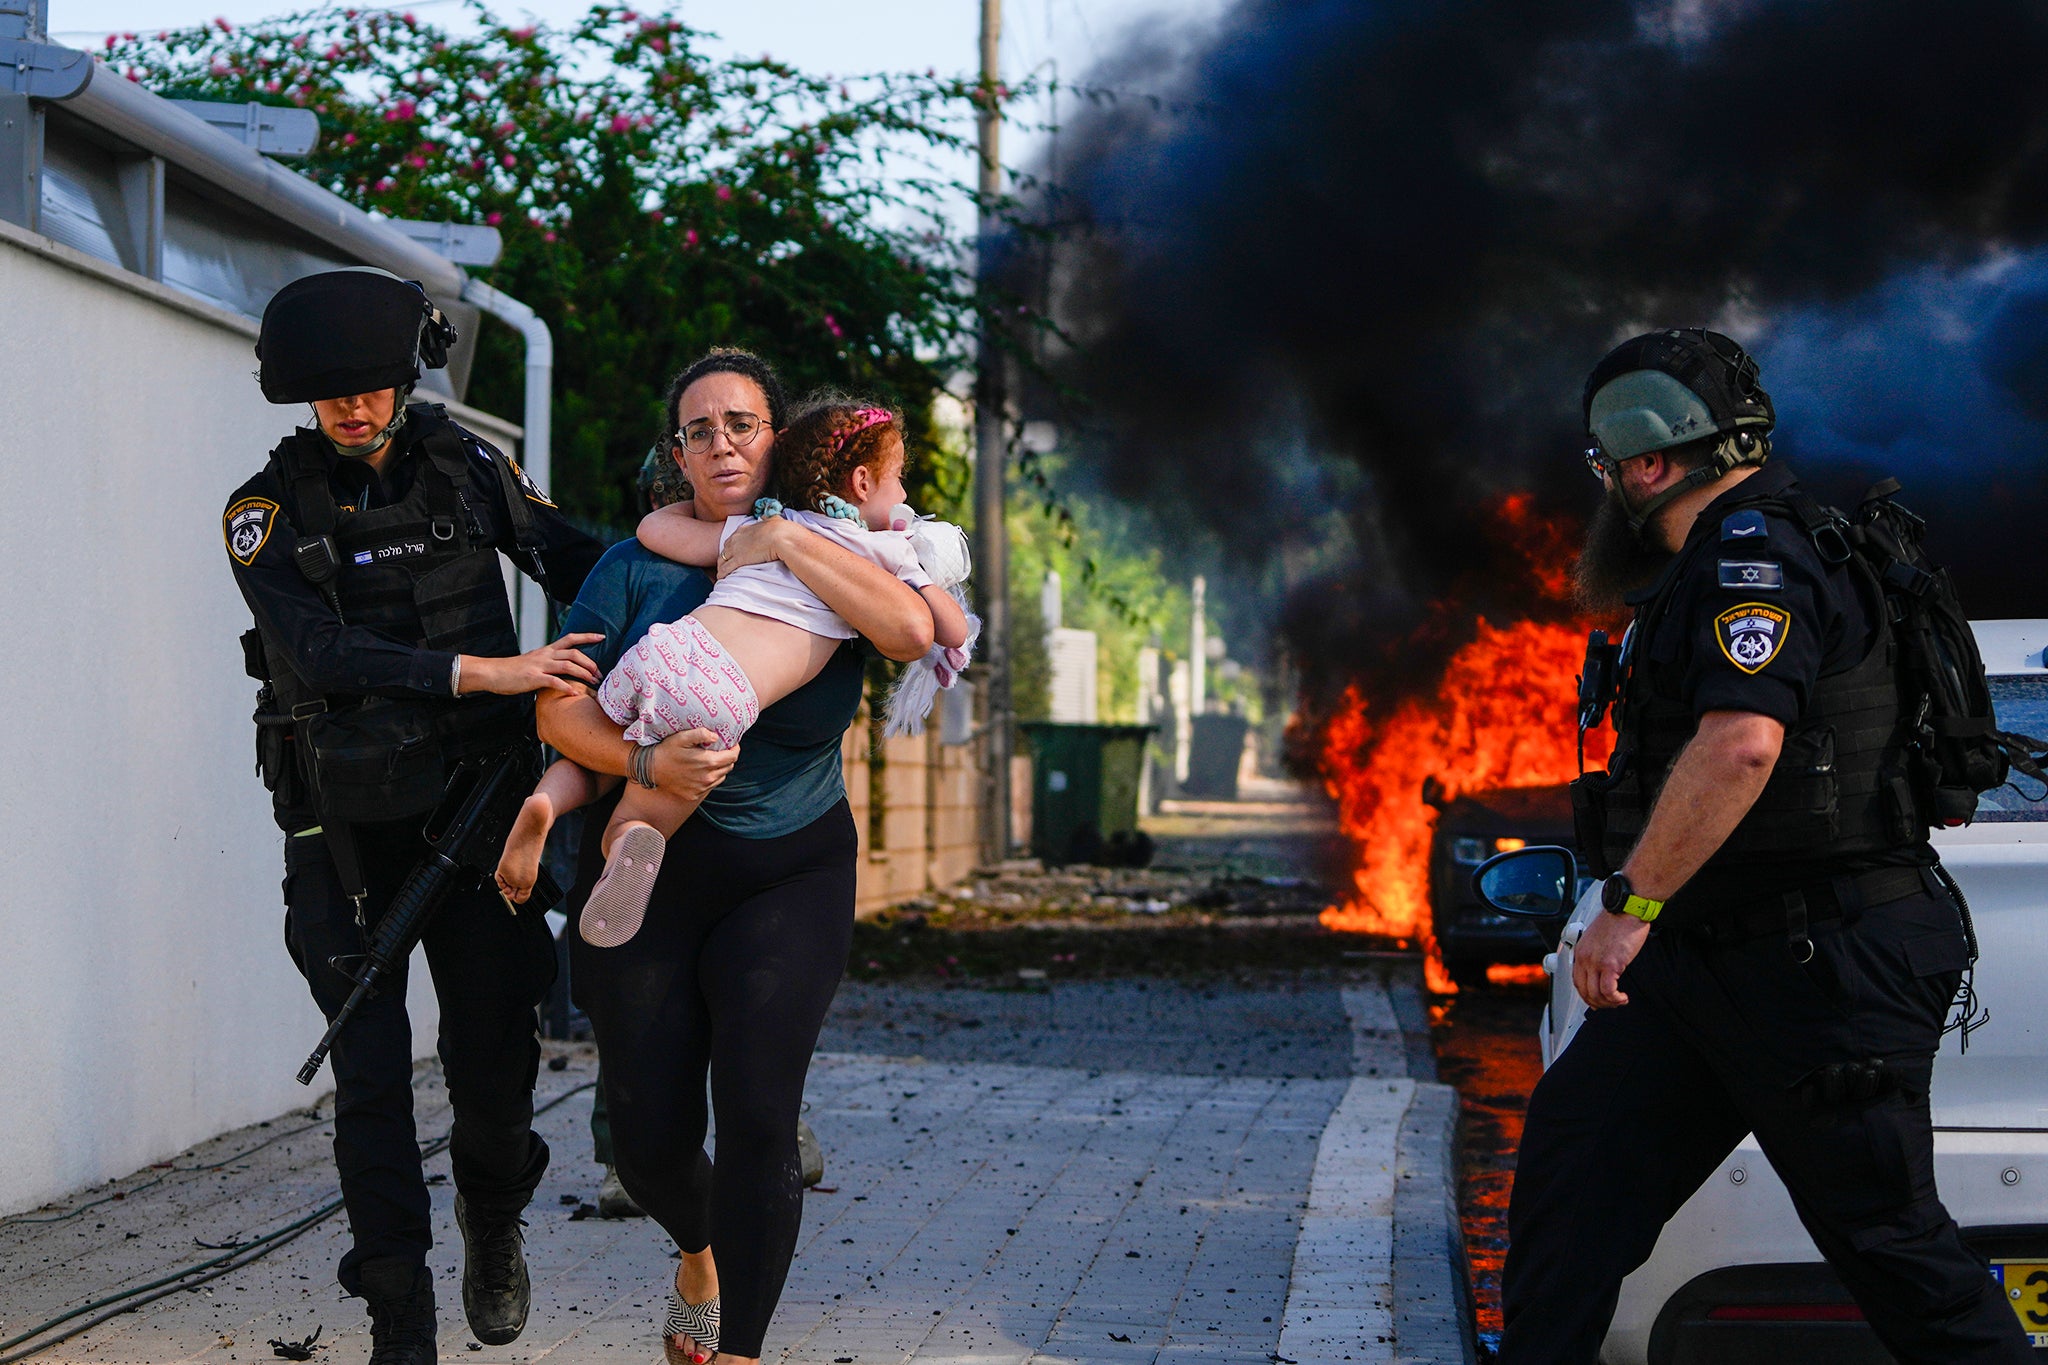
[1620,892,1663,923]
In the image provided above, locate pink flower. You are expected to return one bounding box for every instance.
[103,34,117,49]
[609,113,632,134]
[208,58,231,76]
[485,210,502,225]
[290,34,306,50]
[324,43,343,58]
[649,35,668,53]
[405,153,425,168]
[621,8,639,20]
[470,157,486,172]
[341,131,357,145]
[542,230,556,242]
[683,228,699,247]
[496,120,516,137]
[385,98,416,121]
[823,314,844,339]
[501,153,516,167]
[714,184,731,202]
[263,78,280,93]
[400,11,417,25]
[509,25,534,41]
[124,67,140,81]
[374,177,394,191]
[213,15,233,31]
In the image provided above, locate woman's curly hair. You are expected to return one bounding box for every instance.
[769,393,904,514]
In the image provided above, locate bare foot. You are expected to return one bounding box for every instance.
[671,1249,720,1364]
[494,793,555,904]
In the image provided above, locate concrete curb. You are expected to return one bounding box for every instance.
[1393,1081,1476,1364]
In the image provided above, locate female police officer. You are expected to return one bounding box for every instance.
[225,268,616,1364]
[1498,330,2031,1363]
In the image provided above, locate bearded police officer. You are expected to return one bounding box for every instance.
[226,269,605,1363]
[1497,330,2032,1362]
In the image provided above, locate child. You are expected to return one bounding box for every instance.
[494,400,972,947]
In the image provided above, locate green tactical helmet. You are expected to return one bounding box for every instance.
[1582,328,1775,464]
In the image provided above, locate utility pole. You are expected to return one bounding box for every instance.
[974,0,1012,864]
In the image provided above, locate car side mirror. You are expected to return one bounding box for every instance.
[1473,845,1577,919]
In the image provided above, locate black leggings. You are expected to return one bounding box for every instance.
[570,799,856,1358]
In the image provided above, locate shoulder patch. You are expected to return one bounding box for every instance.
[1715,602,1791,674]
[504,454,556,508]
[224,496,280,566]
[1718,559,1784,591]
[1720,509,1769,543]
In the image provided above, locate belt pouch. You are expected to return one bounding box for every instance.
[301,699,447,822]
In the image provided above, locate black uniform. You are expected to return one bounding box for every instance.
[224,405,602,1297]
[1499,461,2032,1362]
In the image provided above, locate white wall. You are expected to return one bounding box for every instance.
[0,224,521,1216]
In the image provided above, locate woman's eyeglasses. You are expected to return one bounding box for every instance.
[675,414,765,453]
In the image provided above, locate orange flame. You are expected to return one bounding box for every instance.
[1312,496,1615,993]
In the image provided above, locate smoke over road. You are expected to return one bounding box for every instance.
[1042,0,2048,689]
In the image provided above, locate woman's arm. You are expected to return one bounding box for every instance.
[534,691,739,799]
[718,518,936,662]
[636,501,723,567]
[922,586,970,650]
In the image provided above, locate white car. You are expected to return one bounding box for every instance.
[1531,619,2048,1364]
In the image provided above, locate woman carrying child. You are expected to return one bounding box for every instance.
[519,354,957,1365]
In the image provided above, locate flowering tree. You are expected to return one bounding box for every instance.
[110,4,982,524]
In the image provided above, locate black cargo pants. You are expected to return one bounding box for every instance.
[1499,883,2033,1364]
[283,819,556,1297]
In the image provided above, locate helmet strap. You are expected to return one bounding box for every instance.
[317,387,413,459]
[1625,431,1769,539]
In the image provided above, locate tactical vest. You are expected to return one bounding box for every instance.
[253,406,537,822]
[1574,498,1909,877]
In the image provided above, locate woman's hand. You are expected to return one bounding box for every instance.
[649,728,740,802]
[715,516,793,579]
[459,633,604,697]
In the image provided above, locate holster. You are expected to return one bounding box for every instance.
[1570,768,1619,878]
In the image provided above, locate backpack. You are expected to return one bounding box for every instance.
[1781,478,2048,830]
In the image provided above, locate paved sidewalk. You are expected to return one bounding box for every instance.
[0,976,1469,1365]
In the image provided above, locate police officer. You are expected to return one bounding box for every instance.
[1498,330,2032,1362]
[225,269,605,1364]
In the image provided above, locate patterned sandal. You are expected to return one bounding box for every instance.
[662,1287,721,1364]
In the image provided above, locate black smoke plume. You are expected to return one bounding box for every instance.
[1034,0,2048,694]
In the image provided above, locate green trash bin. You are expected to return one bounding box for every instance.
[1020,722,1155,866]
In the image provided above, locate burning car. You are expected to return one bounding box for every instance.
[1424,777,1581,988]
[1482,619,2048,1364]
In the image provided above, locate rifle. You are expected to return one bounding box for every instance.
[297,746,562,1085]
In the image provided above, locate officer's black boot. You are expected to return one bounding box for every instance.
[357,1256,437,1365]
[454,1194,531,1345]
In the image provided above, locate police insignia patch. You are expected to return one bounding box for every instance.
[1718,559,1784,590]
[1716,602,1790,674]
[224,497,279,566]
[505,455,557,507]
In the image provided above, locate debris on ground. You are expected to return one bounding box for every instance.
[267,1325,323,1359]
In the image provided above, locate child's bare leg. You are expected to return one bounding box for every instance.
[580,767,708,948]
[496,758,621,904]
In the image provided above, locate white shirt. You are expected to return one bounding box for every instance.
[701,509,931,639]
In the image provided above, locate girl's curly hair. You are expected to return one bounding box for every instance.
[769,393,904,514]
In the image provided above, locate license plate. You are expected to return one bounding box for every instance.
[1990,1260,2048,1348]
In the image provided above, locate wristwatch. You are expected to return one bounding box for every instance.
[1602,872,1665,924]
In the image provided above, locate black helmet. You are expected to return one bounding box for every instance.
[1582,328,1774,464]
[256,268,456,404]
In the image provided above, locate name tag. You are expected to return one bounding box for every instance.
[353,540,430,566]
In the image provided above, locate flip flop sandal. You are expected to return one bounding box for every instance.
[580,825,665,947]
[662,1287,720,1364]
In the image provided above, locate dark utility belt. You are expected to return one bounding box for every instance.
[1674,865,1938,946]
